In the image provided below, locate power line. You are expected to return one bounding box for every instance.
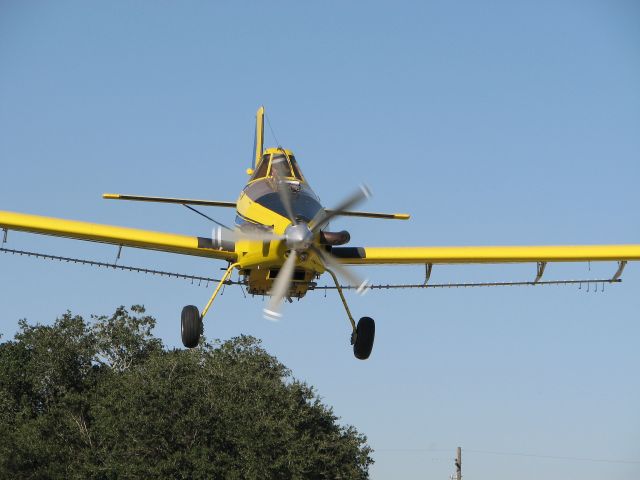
[375,446,640,465]
[463,448,640,465]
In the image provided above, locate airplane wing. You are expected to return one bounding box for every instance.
[332,245,640,265]
[102,193,236,208]
[323,210,410,220]
[0,210,236,261]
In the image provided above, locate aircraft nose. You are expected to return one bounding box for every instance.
[284,222,313,250]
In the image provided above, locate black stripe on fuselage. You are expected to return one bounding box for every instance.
[197,237,213,248]
[330,247,366,259]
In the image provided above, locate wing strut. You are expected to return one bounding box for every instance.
[424,263,433,285]
[612,260,627,280]
[534,261,547,283]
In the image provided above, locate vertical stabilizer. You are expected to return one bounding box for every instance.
[253,106,265,168]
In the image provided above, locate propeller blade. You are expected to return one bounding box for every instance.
[236,229,284,242]
[212,226,283,249]
[271,156,297,224]
[263,250,298,320]
[310,245,370,294]
[310,184,371,232]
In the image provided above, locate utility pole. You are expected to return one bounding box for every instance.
[455,447,462,480]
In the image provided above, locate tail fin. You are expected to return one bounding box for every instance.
[253,106,265,168]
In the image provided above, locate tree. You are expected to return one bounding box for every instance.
[0,306,373,479]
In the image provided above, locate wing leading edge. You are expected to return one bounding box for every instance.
[332,245,640,265]
[0,210,236,261]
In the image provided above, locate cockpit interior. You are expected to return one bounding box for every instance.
[250,148,305,182]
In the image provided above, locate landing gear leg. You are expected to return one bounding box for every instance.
[326,269,375,360]
[181,262,238,349]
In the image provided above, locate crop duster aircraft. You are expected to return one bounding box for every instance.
[1,106,640,359]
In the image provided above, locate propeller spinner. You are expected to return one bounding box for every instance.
[262,180,372,320]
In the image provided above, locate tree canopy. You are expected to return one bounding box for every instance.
[0,306,373,479]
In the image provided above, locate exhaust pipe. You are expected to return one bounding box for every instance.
[320,230,350,246]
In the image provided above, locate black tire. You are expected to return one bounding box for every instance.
[353,317,375,360]
[181,305,201,348]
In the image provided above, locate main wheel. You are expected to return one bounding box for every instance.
[181,305,202,348]
[353,317,375,360]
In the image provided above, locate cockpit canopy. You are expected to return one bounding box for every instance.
[250,148,305,182]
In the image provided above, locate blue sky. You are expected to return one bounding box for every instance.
[1,1,639,478]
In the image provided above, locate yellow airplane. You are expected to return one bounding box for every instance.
[1,106,639,360]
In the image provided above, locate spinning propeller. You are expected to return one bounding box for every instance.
[211,155,371,320]
[263,175,371,320]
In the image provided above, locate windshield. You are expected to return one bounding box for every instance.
[270,154,294,178]
[250,154,270,181]
[290,156,304,181]
[250,152,305,182]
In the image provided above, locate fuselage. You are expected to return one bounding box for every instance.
[233,148,326,297]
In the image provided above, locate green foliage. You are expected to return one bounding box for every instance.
[92,305,162,372]
[0,306,373,479]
